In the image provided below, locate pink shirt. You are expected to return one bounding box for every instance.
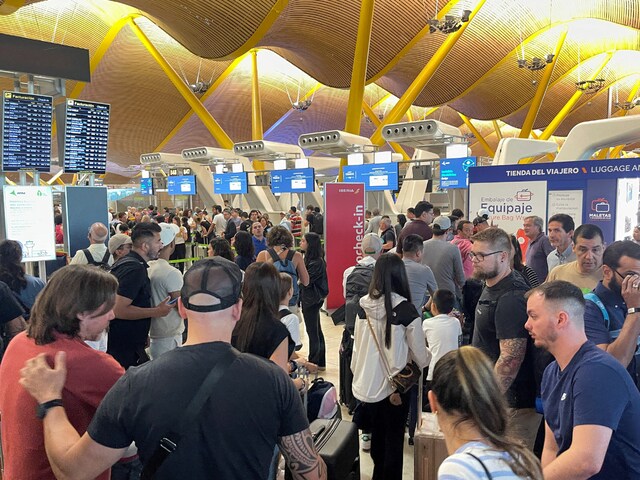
[451,235,473,278]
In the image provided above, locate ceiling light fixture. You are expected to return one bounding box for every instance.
[428,10,471,34]
[575,79,605,94]
[517,54,555,71]
[189,81,210,94]
[292,99,312,111]
[615,98,640,111]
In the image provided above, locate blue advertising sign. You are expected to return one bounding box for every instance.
[440,157,476,189]
[167,175,196,195]
[271,168,315,193]
[343,163,399,191]
[213,172,248,194]
[140,178,154,195]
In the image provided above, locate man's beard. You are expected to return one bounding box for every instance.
[609,275,622,297]
[473,266,499,281]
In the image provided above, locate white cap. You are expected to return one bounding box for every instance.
[159,223,180,247]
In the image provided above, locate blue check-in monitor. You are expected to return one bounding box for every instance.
[167,175,197,195]
[439,156,476,189]
[140,178,154,195]
[213,172,248,194]
[343,163,399,191]
[271,168,315,193]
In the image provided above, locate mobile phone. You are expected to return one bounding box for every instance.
[168,297,179,305]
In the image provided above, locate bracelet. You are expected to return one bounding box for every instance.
[628,308,640,314]
[36,399,63,420]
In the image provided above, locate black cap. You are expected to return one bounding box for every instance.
[181,258,242,313]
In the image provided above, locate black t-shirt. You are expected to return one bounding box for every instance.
[232,318,291,360]
[88,342,308,479]
[305,213,314,229]
[234,255,254,271]
[471,271,536,408]
[108,252,151,347]
[380,227,396,252]
[0,281,24,324]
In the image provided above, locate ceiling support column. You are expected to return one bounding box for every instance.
[251,49,265,170]
[539,52,613,141]
[341,0,375,181]
[128,17,234,149]
[362,101,410,160]
[459,113,495,157]
[370,0,488,147]
[519,28,567,139]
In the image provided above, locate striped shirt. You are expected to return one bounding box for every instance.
[438,441,524,479]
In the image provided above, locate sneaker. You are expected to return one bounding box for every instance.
[360,433,371,452]
[408,436,414,446]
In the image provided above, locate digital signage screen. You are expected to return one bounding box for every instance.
[57,99,110,174]
[440,156,476,189]
[167,175,196,195]
[140,178,154,195]
[271,168,315,193]
[213,172,248,194]
[343,162,399,191]
[1,91,53,172]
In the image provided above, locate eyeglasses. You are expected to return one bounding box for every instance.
[468,251,503,262]
[610,267,640,280]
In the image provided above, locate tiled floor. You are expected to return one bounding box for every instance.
[295,310,416,480]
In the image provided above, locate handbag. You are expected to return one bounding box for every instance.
[140,348,240,479]
[365,315,421,395]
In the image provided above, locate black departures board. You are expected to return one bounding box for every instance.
[1,91,53,172]
[58,99,110,174]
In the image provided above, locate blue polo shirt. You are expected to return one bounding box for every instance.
[584,281,637,385]
[542,341,640,479]
[252,236,267,255]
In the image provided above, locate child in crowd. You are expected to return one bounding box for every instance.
[423,289,462,385]
[278,273,302,352]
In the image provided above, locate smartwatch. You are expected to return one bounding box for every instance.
[36,399,63,420]
[628,308,640,315]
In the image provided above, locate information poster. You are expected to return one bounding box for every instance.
[2,186,56,261]
[469,181,547,235]
[585,179,617,244]
[615,178,639,241]
[548,190,583,224]
[324,183,365,309]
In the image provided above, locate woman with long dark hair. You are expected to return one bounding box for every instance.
[394,213,407,239]
[430,346,543,479]
[208,238,235,262]
[299,232,328,369]
[169,215,188,272]
[351,253,430,479]
[510,235,540,288]
[0,239,45,311]
[233,230,255,271]
[231,262,291,370]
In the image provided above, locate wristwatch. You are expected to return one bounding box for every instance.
[36,399,63,419]
[628,308,640,315]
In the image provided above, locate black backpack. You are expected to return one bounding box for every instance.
[344,264,374,333]
[313,212,324,235]
[83,248,112,271]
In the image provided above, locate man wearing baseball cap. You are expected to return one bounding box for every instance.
[148,223,184,359]
[19,257,326,479]
[108,233,132,263]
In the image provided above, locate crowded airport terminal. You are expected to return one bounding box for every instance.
[1,1,640,479]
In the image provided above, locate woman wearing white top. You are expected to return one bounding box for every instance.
[169,215,188,272]
[351,253,430,480]
[429,347,542,479]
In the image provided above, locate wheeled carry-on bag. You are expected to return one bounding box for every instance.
[414,369,448,480]
[311,418,360,480]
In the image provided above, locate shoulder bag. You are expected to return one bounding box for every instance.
[364,313,420,395]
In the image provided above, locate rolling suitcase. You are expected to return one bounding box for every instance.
[413,413,448,479]
[311,418,360,480]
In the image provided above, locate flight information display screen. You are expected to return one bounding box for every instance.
[270,168,315,193]
[1,91,53,172]
[213,172,248,194]
[343,163,399,191]
[58,99,110,173]
[140,178,154,195]
[440,156,476,189]
[167,175,197,195]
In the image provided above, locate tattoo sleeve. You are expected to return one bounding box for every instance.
[279,429,326,480]
[495,338,527,393]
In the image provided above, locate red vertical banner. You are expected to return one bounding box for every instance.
[324,182,366,309]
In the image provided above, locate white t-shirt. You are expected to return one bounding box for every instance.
[213,213,227,236]
[438,441,523,479]
[423,313,461,381]
[279,305,301,348]
[148,258,184,338]
[69,243,113,266]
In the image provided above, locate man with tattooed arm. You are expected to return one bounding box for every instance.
[471,227,540,450]
[19,257,326,480]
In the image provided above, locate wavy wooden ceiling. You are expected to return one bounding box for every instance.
[1,0,639,179]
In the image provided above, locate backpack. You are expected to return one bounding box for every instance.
[306,377,339,423]
[83,248,112,271]
[584,292,639,346]
[313,212,324,235]
[268,248,299,307]
[344,263,374,333]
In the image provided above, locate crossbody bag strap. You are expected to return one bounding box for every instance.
[364,316,394,384]
[466,452,493,480]
[140,348,240,480]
